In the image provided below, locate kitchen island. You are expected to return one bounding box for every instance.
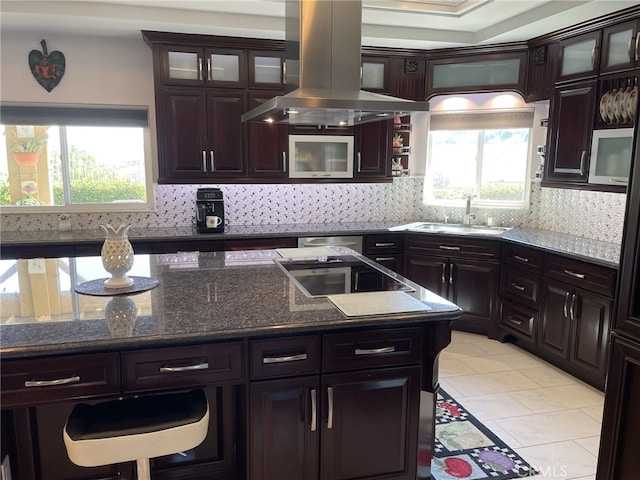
[0,250,461,480]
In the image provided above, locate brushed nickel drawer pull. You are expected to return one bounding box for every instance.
[202,151,207,172]
[160,362,209,373]
[441,264,446,284]
[375,257,394,261]
[439,245,460,251]
[563,269,585,279]
[375,242,395,247]
[511,283,526,292]
[507,316,523,325]
[310,388,317,432]
[263,353,308,364]
[513,255,529,263]
[355,346,395,355]
[25,376,80,387]
[563,291,571,318]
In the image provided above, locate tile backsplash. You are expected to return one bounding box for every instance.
[0,178,627,244]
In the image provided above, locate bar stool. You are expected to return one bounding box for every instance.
[63,388,209,480]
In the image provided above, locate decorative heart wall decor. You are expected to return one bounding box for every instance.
[29,39,65,92]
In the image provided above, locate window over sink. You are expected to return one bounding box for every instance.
[424,108,534,210]
[0,105,152,212]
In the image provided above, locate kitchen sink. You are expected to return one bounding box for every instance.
[391,222,510,236]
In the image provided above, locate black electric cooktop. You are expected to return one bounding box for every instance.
[275,255,415,297]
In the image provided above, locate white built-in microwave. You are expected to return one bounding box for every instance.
[288,135,354,178]
[588,128,634,186]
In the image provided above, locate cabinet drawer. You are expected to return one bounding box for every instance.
[500,266,541,309]
[544,254,616,297]
[498,300,537,344]
[1,352,120,408]
[123,342,243,392]
[323,327,422,372]
[250,335,319,379]
[364,234,404,254]
[405,234,500,260]
[501,243,544,273]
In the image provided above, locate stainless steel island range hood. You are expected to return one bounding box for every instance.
[241,0,429,126]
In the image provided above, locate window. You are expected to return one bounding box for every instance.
[425,109,534,209]
[0,105,152,212]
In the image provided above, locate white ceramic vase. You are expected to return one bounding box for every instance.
[100,223,134,288]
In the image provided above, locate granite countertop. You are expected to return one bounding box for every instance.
[0,222,622,267]
[0,250,462,360]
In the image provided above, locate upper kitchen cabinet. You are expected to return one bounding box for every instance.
[426,47,527,98]
[361,48,426,101]
[158,87,246,181]
[248,51,286,90]
[361,56,390,94]
[600,20,640,74]
[156,45,247,88]
[524,42,560,102]
[544,80,597,185]
[557,31,601,82]
[354,120,392,178]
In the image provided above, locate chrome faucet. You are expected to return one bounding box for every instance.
[464,194,476,225]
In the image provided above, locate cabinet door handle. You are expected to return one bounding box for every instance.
[375,242,395,247]
[570,293,577,321]
[563,291,571,318]
[263,353,308,364]
[449,264,454,285]
[355,346,395,355]
[563,269,585,279]
[591,44,596,69]
[579,151,586,175]
[160,362,209,373]
[310,388,317,432]
[210,151,215,172]
[513,255,529,263]
[24,376,80,388]
[207,56,212,82]
[198,57,203,81]
[441,264,447,284]
[511,283,526,292]
[375,257,394,261]
[439,245,461,251]
[282,152,287,172]
[327,386,334,429]
[635,31,640,62]
[357,152,362,172]
[507,316,522,326]
[282,60,287,85]
[202,151,207,172]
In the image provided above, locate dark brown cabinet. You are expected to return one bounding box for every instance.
[354,120,392,178]
[361,51,426,101]
[364,233,404,274]
[600,20,640,74]
[557,31,602,82]
[247,91,288,177]
[249,328,422,480]
[524,42,560,102]
[158,87,246,181]
[404,234,500,337]
[544,80,597,184]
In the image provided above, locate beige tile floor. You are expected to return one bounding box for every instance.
[439,330,604,480]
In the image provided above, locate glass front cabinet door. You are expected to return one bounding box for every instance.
[600,20,640,74]
[558,31,602,82]
[249,51,285,90]
[161,46,246,87]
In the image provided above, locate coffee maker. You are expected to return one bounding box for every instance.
[195,188,225,233]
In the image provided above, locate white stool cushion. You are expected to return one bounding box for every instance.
[63,389,209,468]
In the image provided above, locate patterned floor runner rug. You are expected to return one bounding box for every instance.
[431,389,539,480]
